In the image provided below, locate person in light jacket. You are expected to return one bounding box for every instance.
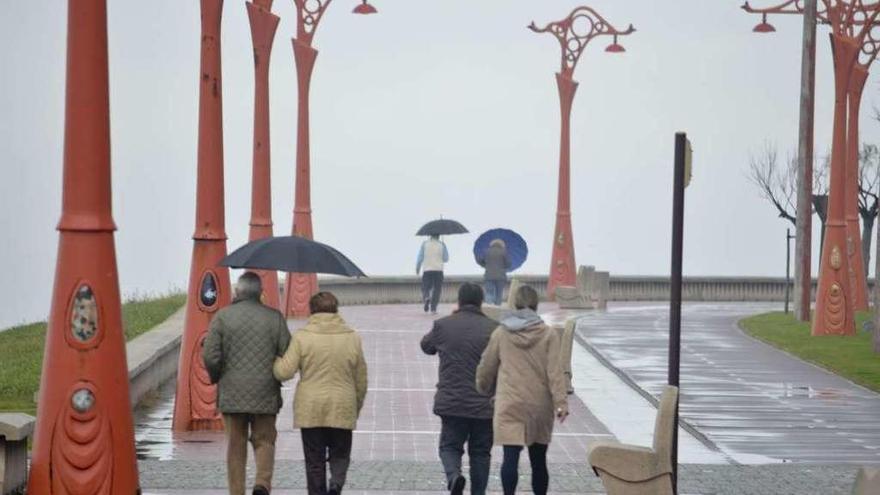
[475,285,569,495]
[273,292,368,495]
[417,234,449,314]
[478,239,511,306]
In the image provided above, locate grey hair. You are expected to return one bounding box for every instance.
[235,272,263,301]
[490,238,506,248]
[514,285,539,311]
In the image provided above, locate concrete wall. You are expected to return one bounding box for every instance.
[127,308,184,407]
[311,275,834,305]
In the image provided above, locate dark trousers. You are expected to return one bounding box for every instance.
[439,416,493,495]
[500,444,549,495]
[421,271,444,312]
[301,427,353,495]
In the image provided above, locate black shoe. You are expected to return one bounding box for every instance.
[449,474,466,495]
[424,299,430,312]
[253,486,269,495]
[327,486,341,495]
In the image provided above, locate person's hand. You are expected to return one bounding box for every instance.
[556,405,569,424]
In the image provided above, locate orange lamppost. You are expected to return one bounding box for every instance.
[246,0,281,309]
[282,0,378,317]
[743,1,880,334]
[173,0,232,432]
[27,0,139,492]
[529,6,634,300]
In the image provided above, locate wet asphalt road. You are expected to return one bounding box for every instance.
[577,302,880,465]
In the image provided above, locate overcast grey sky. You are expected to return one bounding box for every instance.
[2,1,879,328]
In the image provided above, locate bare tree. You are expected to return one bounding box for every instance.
[858,144,880,275]
[748,144,797,226]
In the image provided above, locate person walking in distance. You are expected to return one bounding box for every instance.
[203,272,292,495]
[421,283,498,495]
[273,292,368,495]
[476,285,569,495]
[417,234,449,314]
[478,238,511,306]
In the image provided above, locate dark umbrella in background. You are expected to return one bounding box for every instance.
[416,218,469,236]
[473,228,528,271]
[220,235,366,277]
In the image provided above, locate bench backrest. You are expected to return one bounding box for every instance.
[653,385,679,471]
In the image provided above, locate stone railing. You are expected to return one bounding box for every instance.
[309,275,835,305]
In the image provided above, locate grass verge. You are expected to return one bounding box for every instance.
[739,311,880,393]
[0,293,185,415]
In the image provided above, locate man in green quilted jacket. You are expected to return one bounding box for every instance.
[203,272,291,495]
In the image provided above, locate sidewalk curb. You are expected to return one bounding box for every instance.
[570,316,734,464]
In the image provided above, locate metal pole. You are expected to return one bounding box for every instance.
[669,132,687,494]
[786,228,792,314]
[794,0,817,322]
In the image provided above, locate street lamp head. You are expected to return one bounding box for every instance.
[753,13,776,33]
[353,0,377,14]
[605,34,626,53]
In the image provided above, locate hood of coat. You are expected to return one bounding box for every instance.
[304,313,354,334]
[499,309,546,348]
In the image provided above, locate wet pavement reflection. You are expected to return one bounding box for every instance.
[577,302,880,464]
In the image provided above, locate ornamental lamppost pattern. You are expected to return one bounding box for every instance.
[247,0,281,309]
[743,1,880,335]
[28,0,139,492]
[282,0,377,317]
[529,6,634,300]
[173,0,232,432]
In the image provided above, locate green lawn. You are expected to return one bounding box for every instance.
[0,293,185,415]
[740,311,880,393]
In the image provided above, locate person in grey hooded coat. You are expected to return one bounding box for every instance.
[476,285,568,495]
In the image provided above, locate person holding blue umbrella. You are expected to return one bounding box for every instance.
[478,239,511,305]
[474,229,528,306]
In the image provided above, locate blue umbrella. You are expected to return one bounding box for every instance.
[473,228,528,271]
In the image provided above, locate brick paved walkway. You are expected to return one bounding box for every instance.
[134,303,871,493]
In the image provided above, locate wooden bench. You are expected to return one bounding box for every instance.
[0,413,35,495]
[588,386,678,495]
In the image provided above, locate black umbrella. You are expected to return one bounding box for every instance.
[219,236,366,277]
[416,218,468,236]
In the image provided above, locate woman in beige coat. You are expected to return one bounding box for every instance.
[476,285,568,495]
[274,292,368,495]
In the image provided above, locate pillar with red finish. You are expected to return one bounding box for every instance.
[247,0,281,309]
[529,6,634,299]
[28,0,139,492]
[281,0,377,317]
[814,33,859,336]
[173,0,231,432]
[283,34,319,317]
[550,72,579,294]
[845,65,869,311]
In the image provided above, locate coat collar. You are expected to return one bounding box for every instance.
[305,312,353,334]
[455,304,485,316]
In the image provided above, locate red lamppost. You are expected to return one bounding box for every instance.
[28,0,139,492]
[247,0,281,309]
[743,1,880,335]
[173,0,232,432]
[282,0,378,317]
[529,6,634,300]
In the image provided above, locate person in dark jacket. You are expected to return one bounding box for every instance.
[478,239,511,306]
[203,272,291,495]
[420,283,498,495]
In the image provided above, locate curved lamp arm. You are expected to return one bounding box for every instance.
[529,5,635,77]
